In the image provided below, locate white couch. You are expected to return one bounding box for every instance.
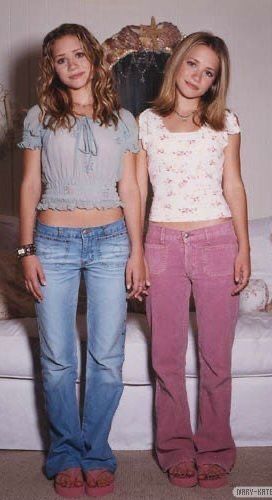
[0,215,272,450]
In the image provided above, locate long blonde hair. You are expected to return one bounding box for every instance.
[37,23,120,129]
[153,31,230,130]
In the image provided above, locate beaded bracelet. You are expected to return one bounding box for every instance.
[16,243,36,259]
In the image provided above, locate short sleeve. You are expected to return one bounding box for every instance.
[119,108,140,153]
[225,110,240,135]
[138,109,149,150]
[17,105,43,150]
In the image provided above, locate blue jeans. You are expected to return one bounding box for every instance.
[34,218,130,478]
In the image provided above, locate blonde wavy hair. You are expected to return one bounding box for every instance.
[37,23,120,129]
[153,31,230,130]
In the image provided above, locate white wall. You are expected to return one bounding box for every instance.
[0,0,271,218]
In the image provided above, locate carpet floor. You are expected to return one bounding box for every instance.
[0,448,272,500]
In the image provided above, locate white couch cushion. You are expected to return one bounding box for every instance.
[248,216,272,300]
[0,314,151,384]
[239,279,269,313]
[1,312,272,382]
[232,311,272,376]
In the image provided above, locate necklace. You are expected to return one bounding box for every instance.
[174,109,197,121]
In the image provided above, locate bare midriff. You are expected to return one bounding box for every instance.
[152,217,232,231]
[38,207,124,228]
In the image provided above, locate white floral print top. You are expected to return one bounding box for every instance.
[139,108,240,222]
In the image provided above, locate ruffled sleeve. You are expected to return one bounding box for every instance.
[138,109,150,150]
[119,108,140,153]
[225,109,240,135]
[17,105,43,149]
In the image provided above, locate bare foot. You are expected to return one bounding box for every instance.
[85,469,114,488]
[55,467,84,488]
[169,462,196,478]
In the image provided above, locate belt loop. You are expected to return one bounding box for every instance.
[160,227,165,244]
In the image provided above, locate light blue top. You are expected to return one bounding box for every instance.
[18,105,139,211]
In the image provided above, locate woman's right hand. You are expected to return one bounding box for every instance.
[21,255,46,302]
[144,257,151,288]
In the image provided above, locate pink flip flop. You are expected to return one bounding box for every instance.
[168,462,198,488]
[198,464,228,488]
[85,469,114,497]
[54,467,85,498]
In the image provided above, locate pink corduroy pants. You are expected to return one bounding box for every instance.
[145,220,239,472]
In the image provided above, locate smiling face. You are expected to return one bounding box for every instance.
[52,35,93,91]
[175,44,220,100]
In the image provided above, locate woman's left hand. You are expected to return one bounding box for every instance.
[232,248,251,295]
[126,251,148,301]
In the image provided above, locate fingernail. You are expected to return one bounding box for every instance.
[42,281,46,286]
[126,284,131,290]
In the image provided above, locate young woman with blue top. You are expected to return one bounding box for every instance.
[18,23,146,498]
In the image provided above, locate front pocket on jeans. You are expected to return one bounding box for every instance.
[35,235,69,265]
[201,243,237,277]
[99,233,130,268]
[35,236,53,260]
[145,243,168,276]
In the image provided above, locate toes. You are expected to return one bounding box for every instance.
[55,468,84,488]
[169,462,196,478]
[74,478,84,487]
[96,472,114,487]
[198,464,226,480]
[55,475,73,487]
[85,470,114,488]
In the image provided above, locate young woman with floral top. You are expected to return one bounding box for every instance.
[137,31,250,489]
